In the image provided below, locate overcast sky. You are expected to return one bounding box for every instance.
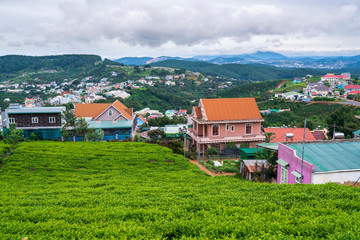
[1,0,360,58]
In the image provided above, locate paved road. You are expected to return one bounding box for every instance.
[336,97,360,107]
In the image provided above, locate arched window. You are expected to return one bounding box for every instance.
[108,109,113,117]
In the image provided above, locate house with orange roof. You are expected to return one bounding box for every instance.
[264,128,316,143]
[188,98,265,154]
[74,100,136,141]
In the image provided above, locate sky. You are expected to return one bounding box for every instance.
[1,0,360,58]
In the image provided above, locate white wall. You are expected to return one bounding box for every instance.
[312,169,360,184]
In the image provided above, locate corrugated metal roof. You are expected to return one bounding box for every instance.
[201,98,262,121]
[87,120,133,129]
[257,143,279,150]
[7,107,65,114]
[243,160,269,173]
[288,142,360,172]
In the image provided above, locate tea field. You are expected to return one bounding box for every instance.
[1,142,360,239]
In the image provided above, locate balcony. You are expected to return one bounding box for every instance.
[188,129,265,144]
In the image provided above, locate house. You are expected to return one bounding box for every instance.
[165,110,177,117]
[74,100,136,141]
[344,84,360,94]
[264,128,316,143]
[321,73,350,84]
[353,129,360,138]
[275,91,306,101]
[188,98,265,154]
[303,82,332,97]
[277,140,360,184]
[293,78,301,84]
[137,115,147,129]
[2,104,65,139]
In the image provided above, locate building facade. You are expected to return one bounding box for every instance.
[74,100,136,141]
[3,104,65,139]
[188,98,265,154]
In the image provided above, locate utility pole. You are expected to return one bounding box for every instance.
[197,140,200,169]
[300,118,306,184]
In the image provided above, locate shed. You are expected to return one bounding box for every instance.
[240,159,269,180]
[240,148,263,160]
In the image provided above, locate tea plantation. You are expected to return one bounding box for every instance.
[1,142,360,239]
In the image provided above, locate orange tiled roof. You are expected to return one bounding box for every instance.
[139,115,147,123]
[200,98,261,121]
[193,106,202,118]
[74,100,132,120]
[264,128,316,143]
[74,103,111,118]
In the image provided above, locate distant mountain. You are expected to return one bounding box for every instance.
[114,57,153,66]
[150,59,328,81]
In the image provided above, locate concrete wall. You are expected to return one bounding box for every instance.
[277,143,315,184]
[313,170,360,184]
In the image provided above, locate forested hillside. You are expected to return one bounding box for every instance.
[0,54,102,73]
[151,60,328,81]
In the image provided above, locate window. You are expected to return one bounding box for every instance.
[295,176,301,183]
[49,117,56,123]
[32,117,38,124]
[194,122,197,130]
[281,166,288,184]
[226,124,229,131]
[245,123,252,134]
[231,125,235,132]
[108,109,113,117]
[9,118,15,124]
[212,125,219,136]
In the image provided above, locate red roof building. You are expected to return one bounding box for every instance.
[189,98,265,154]
[264,128,316,143]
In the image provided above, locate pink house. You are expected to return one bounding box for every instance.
[277,140,360,184]
[188,98,265,154]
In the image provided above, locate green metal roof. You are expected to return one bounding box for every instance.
[288,142,360,172]
[87,120,133,129]
[240,148,260,154]
[353,129,360,136]
[277,159,289,167]
[257,143,279,151]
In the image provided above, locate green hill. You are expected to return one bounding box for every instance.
[151,60,328,81]
[0,54,102,73]
[1,141,360,239]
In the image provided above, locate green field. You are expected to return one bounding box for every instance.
[1,142,360,239]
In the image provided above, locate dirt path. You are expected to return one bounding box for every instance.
[189,160,237,177]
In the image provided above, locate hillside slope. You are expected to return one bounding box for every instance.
[1,142,360,239]
[151,60,328,81]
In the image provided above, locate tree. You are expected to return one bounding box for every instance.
[74,118,89,140]
[148,129,166,140]
[87,129,104,141]
[207,147,218,156]
[5,124,24,147]
[133,133,141,142]
[327,106,360,138]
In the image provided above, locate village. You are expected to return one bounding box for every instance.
[1,70,360,187]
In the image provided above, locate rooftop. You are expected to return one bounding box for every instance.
[200,98,262,121]
[264,128,316,143]
[287,141,360,172]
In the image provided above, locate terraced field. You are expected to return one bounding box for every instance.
[1,141,360,239]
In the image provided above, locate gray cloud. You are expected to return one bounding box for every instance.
[1,0,360,57]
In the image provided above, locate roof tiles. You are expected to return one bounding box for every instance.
[200,98,262,121]
[264,128,316,143]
